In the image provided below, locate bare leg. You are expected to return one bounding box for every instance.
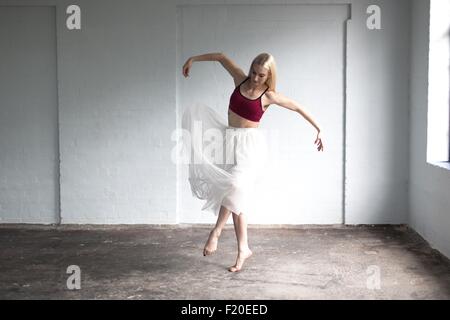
[203,205,232,256]
[228,212,253,272]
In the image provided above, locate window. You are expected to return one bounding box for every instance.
[427,0,450,169]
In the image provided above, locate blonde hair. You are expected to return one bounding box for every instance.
[248,53,277,92]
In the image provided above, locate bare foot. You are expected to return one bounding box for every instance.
[203,229,220,256]
[228,248,253,272]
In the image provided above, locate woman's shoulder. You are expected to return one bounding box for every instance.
[233,75,249,88]
[264,89,278,101]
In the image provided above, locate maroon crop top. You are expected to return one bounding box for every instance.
[229,77,269,122]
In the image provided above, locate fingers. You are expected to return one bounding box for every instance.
[182,66,189,77]
[315,138,324,152]
[182,59,192,77]
[314,132,324,152]
[182,62,189,77]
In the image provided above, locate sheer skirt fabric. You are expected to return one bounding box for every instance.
[181,104,268,217]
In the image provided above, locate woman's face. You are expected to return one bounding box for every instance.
[250,64,270,87]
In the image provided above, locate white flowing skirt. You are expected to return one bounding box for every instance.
[181,103,268,217]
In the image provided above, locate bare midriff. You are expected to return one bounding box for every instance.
[227,108,260,128]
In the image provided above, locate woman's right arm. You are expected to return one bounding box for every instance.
[182,53,221,77]
[182,52,246,81]
[191,52,223,63]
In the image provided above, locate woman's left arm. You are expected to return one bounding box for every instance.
[266,91,324,151]
[267,91,322,132]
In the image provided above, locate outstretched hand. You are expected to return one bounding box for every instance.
[182,58,193,78]
[315,131,324,152]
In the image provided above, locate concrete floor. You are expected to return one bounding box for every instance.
[0,224,449,300]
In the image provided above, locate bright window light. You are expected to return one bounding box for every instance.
[427,0,450,167]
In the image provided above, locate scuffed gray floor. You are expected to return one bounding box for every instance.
[0,224,449,299]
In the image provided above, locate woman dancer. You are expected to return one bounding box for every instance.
[181,52,324,272]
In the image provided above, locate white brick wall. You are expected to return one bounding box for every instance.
[0,0,413,226]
